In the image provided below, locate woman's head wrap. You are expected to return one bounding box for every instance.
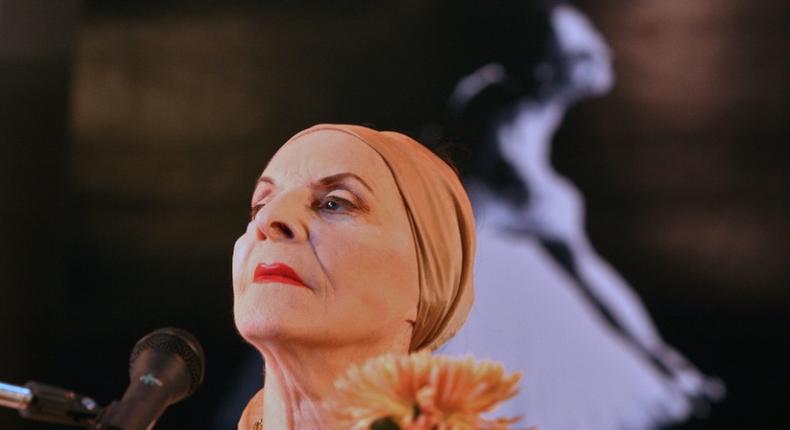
[285,124,476,351]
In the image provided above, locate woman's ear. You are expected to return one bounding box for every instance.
[404,301,418,327]
[404,304,417,332]
[403,318,417,353]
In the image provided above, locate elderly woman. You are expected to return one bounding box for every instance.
[232,124,475,430]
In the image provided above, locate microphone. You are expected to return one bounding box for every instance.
[97,327,205,430]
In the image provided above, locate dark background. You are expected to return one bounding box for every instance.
[1,0,788,429]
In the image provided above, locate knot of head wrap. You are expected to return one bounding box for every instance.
[286,124,476,351]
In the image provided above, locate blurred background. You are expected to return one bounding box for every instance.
[0,0,787,429]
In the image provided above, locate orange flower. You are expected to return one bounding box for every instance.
[328,351,523,430]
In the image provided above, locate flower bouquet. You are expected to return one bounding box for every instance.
[328,351,524,430]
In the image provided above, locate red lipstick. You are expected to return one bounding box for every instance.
[253,263,307,288]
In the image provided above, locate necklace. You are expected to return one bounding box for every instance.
[251,419,263,430]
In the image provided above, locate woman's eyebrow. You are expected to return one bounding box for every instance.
[316,173,374,194]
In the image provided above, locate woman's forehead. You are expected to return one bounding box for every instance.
[262,129,391,187]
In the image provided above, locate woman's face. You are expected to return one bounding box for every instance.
[233,130,419,351]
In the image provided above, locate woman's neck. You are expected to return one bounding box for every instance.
[257,337,408,430]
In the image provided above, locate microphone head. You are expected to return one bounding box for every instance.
[128,327,205,397]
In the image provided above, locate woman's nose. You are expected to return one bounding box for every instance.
[253,192,308,242]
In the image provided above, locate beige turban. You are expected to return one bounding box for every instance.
[287,124,476,351]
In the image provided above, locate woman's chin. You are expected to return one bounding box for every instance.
[234,301,300,345]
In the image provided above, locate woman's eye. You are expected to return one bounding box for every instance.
[318,196,354,213]
[249,203,265,220]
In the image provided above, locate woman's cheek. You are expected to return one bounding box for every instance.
[232,234,253,293]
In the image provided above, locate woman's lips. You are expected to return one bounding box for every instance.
[253,262,307,288]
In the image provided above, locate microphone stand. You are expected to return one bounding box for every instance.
[1,381,105,429]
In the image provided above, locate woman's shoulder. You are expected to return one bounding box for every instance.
[237,388,265,430]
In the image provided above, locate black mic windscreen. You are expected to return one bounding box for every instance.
[129,327,205,397]
[97,327,206,430]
